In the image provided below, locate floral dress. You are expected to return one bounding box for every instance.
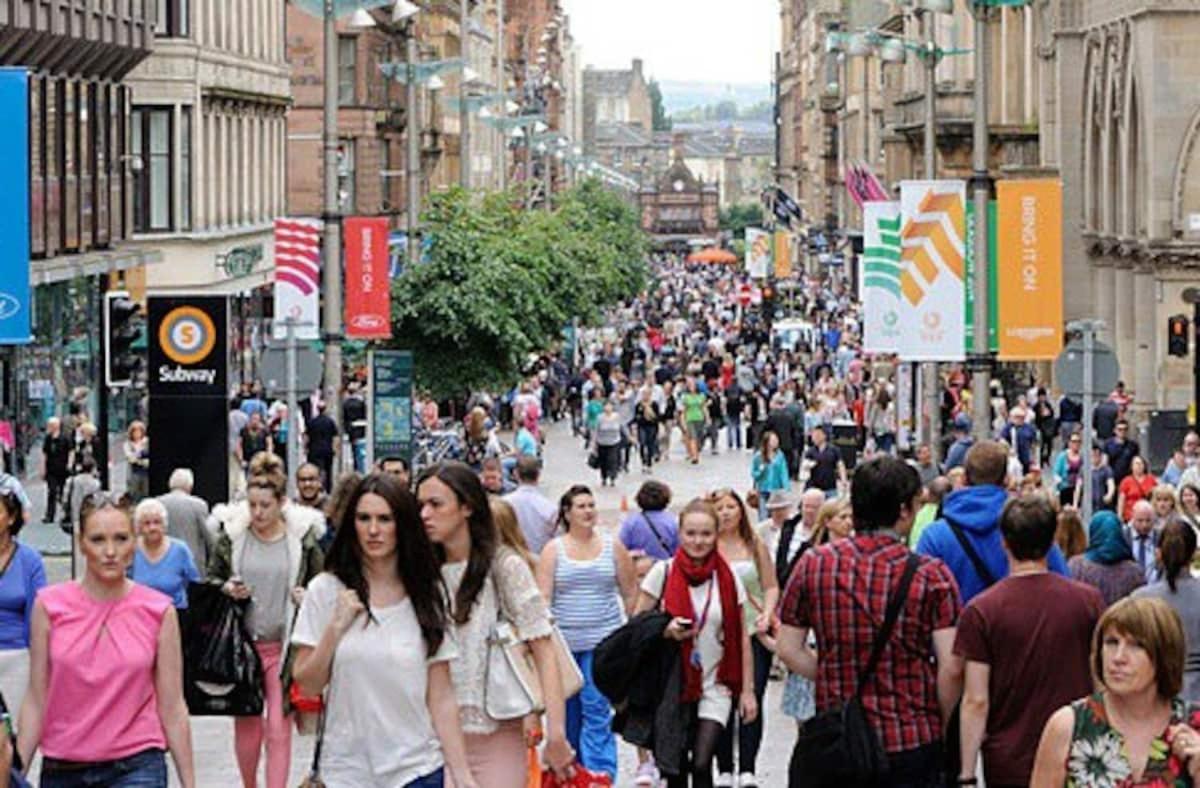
[1066,691,1200,787]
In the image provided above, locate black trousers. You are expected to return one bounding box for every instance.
[716,637,772,774]
[788,739,944,788]
[45,474,66,522]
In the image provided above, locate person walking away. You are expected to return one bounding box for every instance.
[1126,499,1160,582]
[776,456,962,787]
[916,440,1071,605]
[803,425,845,498]
[1031,596,1200,784]
[130,498,200,624]
[292,472,478,787]
[17,491,196,787]
[239,413,271,474]
[208,453,325,788]
[304,403,339,492]
[750,430,790,522]
[1055,508,1088,559]
[41,418,70,525]
[633,499,757,788]
[634,387,661,473]
[503,457,559,558]
[591,401,626,488]
[1032,388,1058,468]
[1133,519,1200,703]
[123,420,150,502]
[1104,418,1141,486]
[418,463,574,786]
[537,485,637,780]
[710,490,777,788]
[766,396,800,481]
[0,492,46,717]
[158,468,213,574]
[341,382,368,473]
[583,389,605,449]
[954,495,1104,788]
[618,481,679,579]
[1068,510,1147,606]
[703,385,724,457]
[1077,442,1118,512]
[1118,455,1158,524]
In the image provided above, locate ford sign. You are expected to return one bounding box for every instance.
[0,293,19,321]
[349,314,388,331]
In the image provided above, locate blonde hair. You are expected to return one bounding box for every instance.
[812,499,850,545]
[490,498,534,569]
[247,452,287,500]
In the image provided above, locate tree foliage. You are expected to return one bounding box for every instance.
[673,99,772,124]
[648,79,673,132]
[387,182,649,400]
[720,203,764,239]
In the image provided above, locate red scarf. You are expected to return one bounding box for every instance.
[662,548,743,702]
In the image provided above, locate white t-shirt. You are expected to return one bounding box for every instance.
[292,573,458,788]
[641,560,747,723]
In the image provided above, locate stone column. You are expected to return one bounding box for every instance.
[1133,264,1158,412]
[1113,261,1136,391]
[1094,257,1115,345]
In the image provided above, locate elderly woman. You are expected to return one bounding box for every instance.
[1068,510,1147,606]
[123,420,150,502]
[1031,596,1200,785]
[129,498,201,613]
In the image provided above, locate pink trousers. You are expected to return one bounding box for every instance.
[448,720,528,788]
[234,641,292,788]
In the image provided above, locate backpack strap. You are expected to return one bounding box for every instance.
[854,553,920,698]
[944,515,997,589]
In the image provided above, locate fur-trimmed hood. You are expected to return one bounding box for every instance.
[212,500,326,543]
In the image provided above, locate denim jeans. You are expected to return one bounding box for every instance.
[638,423,659,467]
[565,650,617,779]
[40,748,167,788]
[405,766,445,787]
[726,416,743,449]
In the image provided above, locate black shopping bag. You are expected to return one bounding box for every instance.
[183,582,265,716]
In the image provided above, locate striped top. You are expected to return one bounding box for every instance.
[551,533,625,652]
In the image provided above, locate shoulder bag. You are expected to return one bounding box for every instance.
[790,553,920,788]
[943,515,997,588]
[296,661,330,788]
[640,513,673,557]
[485,570,585,721]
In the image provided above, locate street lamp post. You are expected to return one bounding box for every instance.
[969,3,993,442]
[459,0,470,190]
[322,0,344,430]
[921,7,941,460]
[407,28,421,267]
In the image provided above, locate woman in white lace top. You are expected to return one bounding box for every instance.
[417,462,575,786]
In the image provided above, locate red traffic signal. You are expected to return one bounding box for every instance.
[1168,314,1189,357]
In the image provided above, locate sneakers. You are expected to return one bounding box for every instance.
[739,773,759,787]
[634,760,660,786]
[715,775,735,788]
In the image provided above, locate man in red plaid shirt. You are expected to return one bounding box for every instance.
[776,456,963,787]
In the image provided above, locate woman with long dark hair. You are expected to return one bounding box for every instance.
[537,484,637,780]
[1133,518,1200,703]
[292,473,475,787]
[417,462,574,787]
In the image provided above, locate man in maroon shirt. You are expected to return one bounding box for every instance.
[954,495,1104,788]
[776,455,962,786]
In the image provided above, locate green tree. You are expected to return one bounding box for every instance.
[387,183,648,400]
[648,79,672,132]
[713,100,739,121]
[719,202,764,239]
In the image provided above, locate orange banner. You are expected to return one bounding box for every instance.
[996,180,1063,360]
[774,231,792,278]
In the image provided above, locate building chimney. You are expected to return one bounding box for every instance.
[632,58,643,77]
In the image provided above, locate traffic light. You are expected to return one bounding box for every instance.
[104,291,143,386]
[1169,314,1190,357]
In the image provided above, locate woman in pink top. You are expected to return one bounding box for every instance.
[17,491,195,787]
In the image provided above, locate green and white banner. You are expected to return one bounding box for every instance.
[861,201,903,354]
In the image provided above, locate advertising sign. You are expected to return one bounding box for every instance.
[774,231,793,278]
[368,350,414,465]
[861,201,902,354]
[344,216,392,339]
[963,200,999,354]
[273,218,322,339]
[148,296,229,504]
[897,180,967,361]
[0,69,30,345]
[996,180,1063,360]
[745,228,770,279]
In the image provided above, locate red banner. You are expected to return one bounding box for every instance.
[344,216,391,339]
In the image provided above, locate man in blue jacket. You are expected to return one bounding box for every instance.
[916,440,1070,603]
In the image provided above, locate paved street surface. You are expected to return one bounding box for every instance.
[31,417,795,786]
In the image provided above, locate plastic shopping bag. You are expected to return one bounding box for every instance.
[182,582,265,716]
[541,764,612,788]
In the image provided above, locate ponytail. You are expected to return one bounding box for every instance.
[1159,518,1197,593]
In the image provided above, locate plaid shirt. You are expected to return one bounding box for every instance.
[779,532,961,754]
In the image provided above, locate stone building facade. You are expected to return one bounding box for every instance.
[581,59,652,155]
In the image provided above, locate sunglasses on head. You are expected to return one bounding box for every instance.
[79,490,133,519]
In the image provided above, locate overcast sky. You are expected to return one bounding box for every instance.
[561,0,780,86]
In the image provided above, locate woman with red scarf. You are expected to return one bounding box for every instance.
[633,498,757,788]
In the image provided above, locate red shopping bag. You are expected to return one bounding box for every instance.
[527,747,542,788]
[541,764,612,788]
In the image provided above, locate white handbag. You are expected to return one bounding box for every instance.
[483,574,584,721]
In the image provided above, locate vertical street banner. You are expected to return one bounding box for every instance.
[773,231,793,278]
[861,201,903,354]
[148,296,229,505]
[897,180,967,360]
[273,218,322,339]
[0,69,30,345]
[745,228,770,279]
[963,200,999,354]
[996,180,1063,359]
[368,349,414,466]
[344,216,392,339]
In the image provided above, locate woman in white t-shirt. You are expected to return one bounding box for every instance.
[634,498,757,788]
[291,474,477,788]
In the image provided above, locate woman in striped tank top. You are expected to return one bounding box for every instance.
[537,485,638,780]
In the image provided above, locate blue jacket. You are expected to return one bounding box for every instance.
[752,451,790,494]
[915,484,1070,604]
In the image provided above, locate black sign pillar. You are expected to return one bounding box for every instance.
[147,296,229,506]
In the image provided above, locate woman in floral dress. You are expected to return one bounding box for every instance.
[1031,596,1200,786]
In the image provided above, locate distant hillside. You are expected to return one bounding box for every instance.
[658,80,772,115]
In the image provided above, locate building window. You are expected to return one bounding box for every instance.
[381,139,392,210]
[338,36,356,106]
[131,106,179,233]
[155,0,189,38]
[337,139,355,212]
[180,106,192,230]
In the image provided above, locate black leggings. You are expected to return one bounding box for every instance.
[667,717,724,788]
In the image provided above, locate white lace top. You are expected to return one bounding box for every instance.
[440,547,554,734]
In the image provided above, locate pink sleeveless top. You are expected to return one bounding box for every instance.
[38,581,170,761]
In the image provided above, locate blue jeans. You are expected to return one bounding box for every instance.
[352,438,367,472]
[726,416,742,449]
[565,650,617,779]
[405,767,444,787]
[40,748,166,788]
